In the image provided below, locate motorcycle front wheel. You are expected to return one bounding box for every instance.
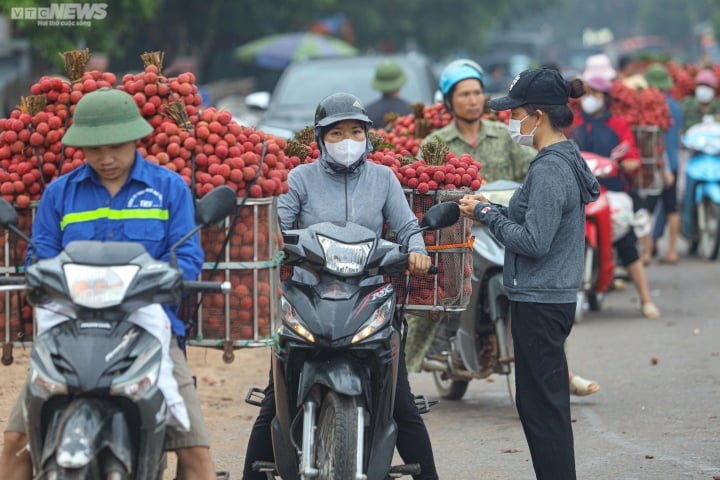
[697,198,720,260]
[314,391,358,480]
[431,372,469,400]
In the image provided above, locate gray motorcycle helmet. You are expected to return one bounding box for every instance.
[313,93,373,168]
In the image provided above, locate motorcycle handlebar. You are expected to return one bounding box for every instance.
[183,280,231,294]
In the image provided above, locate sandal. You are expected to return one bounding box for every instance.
[642,302,661,319]
[570,375,600,396]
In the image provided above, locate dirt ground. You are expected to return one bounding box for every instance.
[0,344,273,479]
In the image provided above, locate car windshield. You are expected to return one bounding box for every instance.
[271,60,428,108]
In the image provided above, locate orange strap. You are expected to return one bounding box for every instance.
[425,236,475,252]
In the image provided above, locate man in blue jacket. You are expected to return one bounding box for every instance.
[0,88,217,479]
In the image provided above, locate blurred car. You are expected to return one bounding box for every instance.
[248,53,438,138]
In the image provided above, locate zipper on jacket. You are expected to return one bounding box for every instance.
[344,172,349,221]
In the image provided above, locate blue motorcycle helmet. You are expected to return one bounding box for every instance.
[438,59,485,114]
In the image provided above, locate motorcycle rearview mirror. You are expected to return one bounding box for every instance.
[0,198,38,263]
[194,185,237,226]
[420,202,460,231]
[169,186,237,267]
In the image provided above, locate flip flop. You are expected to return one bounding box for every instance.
[570,375,600,396]
[659,257,678,265]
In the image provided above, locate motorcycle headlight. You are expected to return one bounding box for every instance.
[351,296,395,344]
[64,264,139,308]
[280,296,315,343]
[318,235,373,276]
[28,364,68,399]
[110,343,161,400]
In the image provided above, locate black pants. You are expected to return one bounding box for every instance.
[242,350,438,480]
[511,301,576,480]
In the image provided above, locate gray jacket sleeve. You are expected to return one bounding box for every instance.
[383,174,427,255]
[484,163,566,258]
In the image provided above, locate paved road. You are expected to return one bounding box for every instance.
[168,239,719,480]
[408,241,720,480]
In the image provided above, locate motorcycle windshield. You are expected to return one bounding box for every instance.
[686,155,720,182]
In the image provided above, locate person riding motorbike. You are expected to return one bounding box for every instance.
[0,88,217,480]
[569,75,661,319]
[405,59,535,375]
[242,92,439,480]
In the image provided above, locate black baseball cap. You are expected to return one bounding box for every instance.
[488,67,570,111]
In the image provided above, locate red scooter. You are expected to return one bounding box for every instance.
[576,151,618,321]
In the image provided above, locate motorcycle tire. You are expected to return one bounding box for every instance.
[431,372,469,400]
[314,391,359,480]
[696,199,720,260]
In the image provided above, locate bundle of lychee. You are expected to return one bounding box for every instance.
[0,51,117,208]
[0,49,291,343]
[284,127,483,192]
[609,81,671,130]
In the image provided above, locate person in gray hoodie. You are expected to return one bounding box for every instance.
[459,68,599,480]
[242,92,439,480]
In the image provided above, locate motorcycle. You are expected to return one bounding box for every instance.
[245,201,460,480]
[423,180,518,403]
[576,151,617,321]
[681,117,720,260]
[0,186,236,480]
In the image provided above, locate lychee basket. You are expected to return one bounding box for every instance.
[185,196,281,358]
[389,189,474,312]
[0,199,282,362]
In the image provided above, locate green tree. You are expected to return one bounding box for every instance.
[3,0,567,80]
[2,0,162,72]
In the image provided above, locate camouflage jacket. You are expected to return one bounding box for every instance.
[419,119,536,183]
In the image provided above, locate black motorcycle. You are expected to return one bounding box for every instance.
[0,186,236,480]
[246,202,459,480]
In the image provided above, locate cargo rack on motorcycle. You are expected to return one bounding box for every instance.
[390,189,474,312]
[631,125,665,199]
[0,203,35,364]
[0,198,283,366]
[183,196,282,363]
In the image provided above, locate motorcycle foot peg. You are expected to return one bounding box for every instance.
[251,460,277,473]
[414,394,438,415]
[215,471,231,480]
[388,463,421,477]
[245,386,266,407]
[1,343,13,366]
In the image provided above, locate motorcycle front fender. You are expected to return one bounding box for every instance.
[686,155,720,183]
[48,400,132,473]
[296,358,365,408]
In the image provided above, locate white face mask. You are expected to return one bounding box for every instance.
[581,95,604,115]
[695,85,715,104]
[325,138,366,167]
[508,115,537,147]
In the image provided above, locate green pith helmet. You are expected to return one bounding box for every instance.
[371,59,407,93]
[644,63,673,91]
[62,88,153,147]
